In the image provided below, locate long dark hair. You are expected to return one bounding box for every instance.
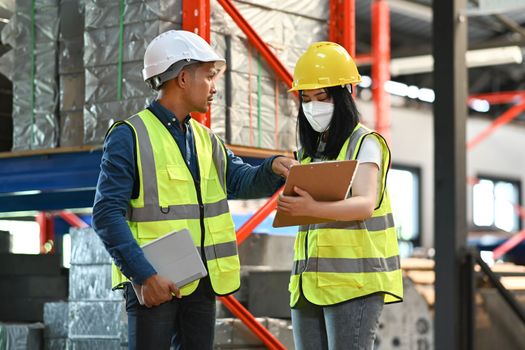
[297,85,360,160]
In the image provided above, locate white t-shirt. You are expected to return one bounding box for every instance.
[357,136,383,205]
[314,135,383,204]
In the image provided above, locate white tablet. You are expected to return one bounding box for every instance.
[132,228,208,305]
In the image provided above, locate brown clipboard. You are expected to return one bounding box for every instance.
[272,160,359,228]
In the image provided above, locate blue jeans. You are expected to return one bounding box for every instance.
[124,277,216,350]
[291,293,384,350]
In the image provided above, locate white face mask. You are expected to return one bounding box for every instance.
[302,101,334,132]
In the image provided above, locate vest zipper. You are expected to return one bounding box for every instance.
[303,224,310,272]
[182,160,208,270]
[298,224,310,300]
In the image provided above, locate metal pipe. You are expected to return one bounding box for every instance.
[474,251,525,324]
[236,188,282,245]
[432,0,469,348]
[37,212,54,254]
[467,100,525,150]
[372,0,392,143]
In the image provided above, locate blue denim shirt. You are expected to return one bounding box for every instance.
[92,100,284,285]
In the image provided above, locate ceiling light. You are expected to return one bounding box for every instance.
[390,46,523,76]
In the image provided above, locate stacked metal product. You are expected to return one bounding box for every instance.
[82,0,181,145]
[43,228,127,350]
[0,0,60,150]
[210,0,328,150]
[58,0,85,147]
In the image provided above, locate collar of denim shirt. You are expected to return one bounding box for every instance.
[149,100,192,130]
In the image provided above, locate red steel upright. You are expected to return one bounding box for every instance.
[37,212,54,254]
[182,0,212,127]
[372,0,391,143]
[329,0,356,57]
[182,1,288,348]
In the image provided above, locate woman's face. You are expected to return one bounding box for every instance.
[301,88,333,103]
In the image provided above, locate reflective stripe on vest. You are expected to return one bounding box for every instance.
[126,115,228,222]
[292,255,401,275]
[110,110,240,296]
[299,212,395,232]
[289,123,403,307]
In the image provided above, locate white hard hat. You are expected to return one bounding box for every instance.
[143,30,225,89]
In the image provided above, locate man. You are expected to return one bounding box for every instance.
[92,30,296,349]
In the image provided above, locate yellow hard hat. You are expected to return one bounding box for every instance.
[289,41,361,92]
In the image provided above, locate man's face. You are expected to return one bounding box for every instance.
[183,62,219,113]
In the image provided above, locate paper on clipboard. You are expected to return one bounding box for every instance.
[272,160,359,227]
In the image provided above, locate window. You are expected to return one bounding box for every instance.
[387,165,421,255]
[473,176,521,232]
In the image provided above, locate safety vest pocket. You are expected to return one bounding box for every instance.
[206,219,240,273]
[163,165,194,203]
[317,230,362,247]
[317,272,364,288]
[202,172,225,203]
[316,246,365,288]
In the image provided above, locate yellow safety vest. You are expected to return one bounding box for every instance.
[110,109,240,296]
[289,123,403,306]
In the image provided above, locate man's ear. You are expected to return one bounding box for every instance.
[177,70,188,88]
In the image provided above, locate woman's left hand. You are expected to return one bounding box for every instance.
[277,186,318,216]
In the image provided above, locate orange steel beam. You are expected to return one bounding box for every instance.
[372,0,391,143]
[236,188,282,245]
[493,229,525,260]
[468,91,525,105]
[59,211,89,228]
[219,295,286,350]
[216,0,293,89]
[182,0,212,127]
[491,198,525,260]
[355,53,373,66]
[467,100,525,150]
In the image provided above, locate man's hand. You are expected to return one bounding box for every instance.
[272,156,299,178]
[277,186,318,217]
[141,274,181,308]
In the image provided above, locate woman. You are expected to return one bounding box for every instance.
[277,42,403,350]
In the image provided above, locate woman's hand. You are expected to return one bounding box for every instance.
[277,186,318,217]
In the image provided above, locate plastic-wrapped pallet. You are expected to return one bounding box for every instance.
[82,0,181,145]
[59,0,85,147]
[67,228,127,349]
[44,302,68,350]
[0,0,60,150]
[0,322,45,350]
[210,0,328,151]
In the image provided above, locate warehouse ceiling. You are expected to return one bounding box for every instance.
[356,0,525,119]
[0,1,523,122]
